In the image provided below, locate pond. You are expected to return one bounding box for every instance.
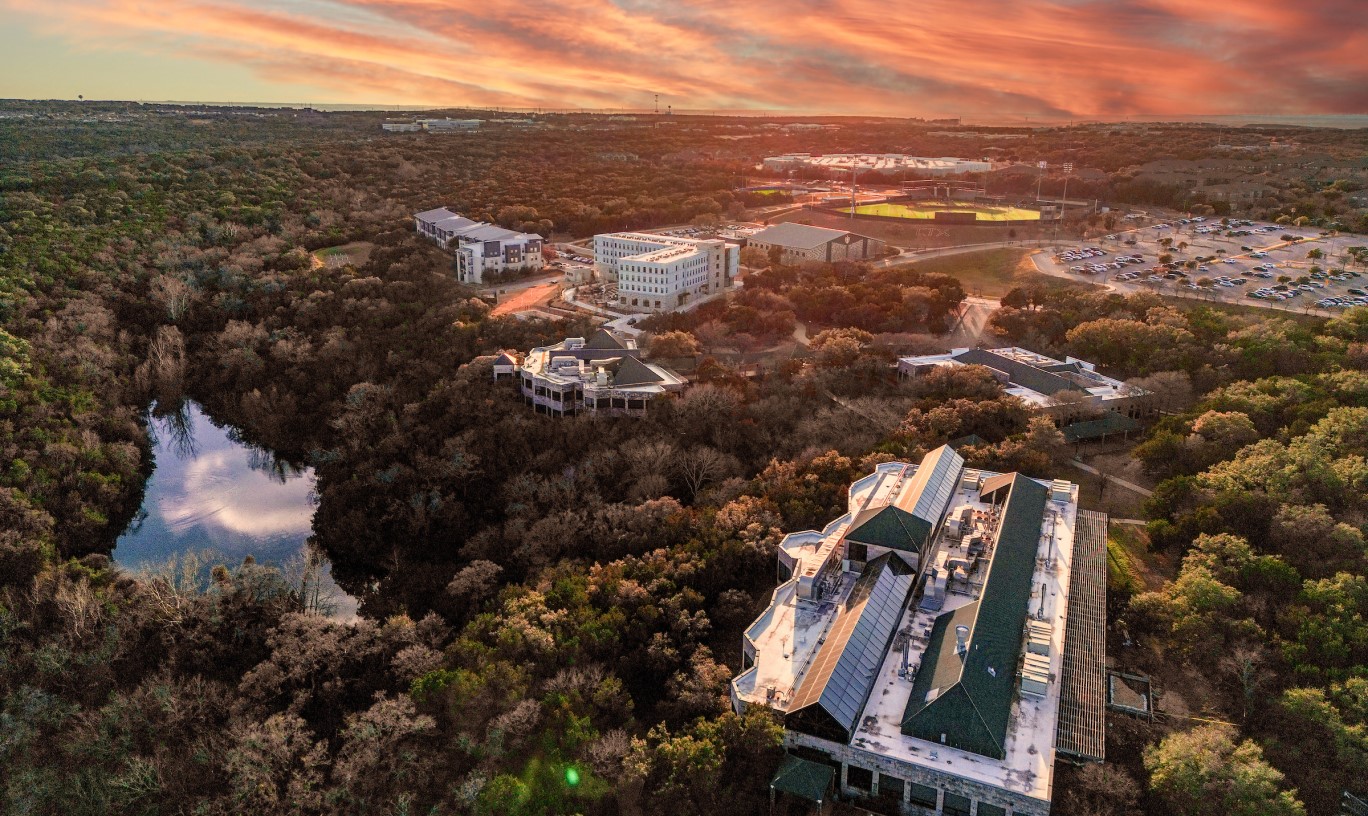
[116,402,358,620]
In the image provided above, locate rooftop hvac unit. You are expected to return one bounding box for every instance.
[1026,621,1052,656]
[1050,479,1072,503]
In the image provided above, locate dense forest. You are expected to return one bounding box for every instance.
[1,103,1367,815]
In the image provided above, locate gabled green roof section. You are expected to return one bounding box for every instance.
[1061,413,1141,442]
[845,504,930,554]
[901,473,1049,759]
[609,356,667,387]
[770,755,834,804]
[586,329,628,350]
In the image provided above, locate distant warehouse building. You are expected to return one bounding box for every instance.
[747,222,886,264]
[414,207,544,284]
[419,118,480,132]
[593,232,738,312]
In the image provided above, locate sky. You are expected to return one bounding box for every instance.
[2,0,1366,119]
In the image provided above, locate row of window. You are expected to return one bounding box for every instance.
[843,765,1006,816]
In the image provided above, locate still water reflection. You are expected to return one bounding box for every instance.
[116,402,357,620]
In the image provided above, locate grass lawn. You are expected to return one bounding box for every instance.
[1108,522,1175,591]
[850,200,1041,222]
[1158,295,1328,327]
[312,241,374,269]
[904,248,1101,298]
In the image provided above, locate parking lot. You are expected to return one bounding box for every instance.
[1035,217,1368,315]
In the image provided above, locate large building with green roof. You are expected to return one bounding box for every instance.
[731,447,1107,816]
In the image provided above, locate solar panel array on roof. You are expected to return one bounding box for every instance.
[909,445,964,525]
[787,554,916,744]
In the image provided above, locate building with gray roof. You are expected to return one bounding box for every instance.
[747,222,885,264]
[899,347,1150,428]
[731,446,1107,815]
[414,207,544,285]
[502,329,686,416]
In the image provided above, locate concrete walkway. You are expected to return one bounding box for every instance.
[1067,459,1154,498]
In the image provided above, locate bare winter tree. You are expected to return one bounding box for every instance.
[675,446,738,500]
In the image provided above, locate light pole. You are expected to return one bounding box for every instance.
[1052,162,1073,249]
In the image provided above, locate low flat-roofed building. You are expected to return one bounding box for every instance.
[414,207,544,284]
[593,232,738,312]
[502,329,686,416]
[419,118,481,131]
[733,446,1107,815]
[747,222,886,264]
[898,347,1149,426]
[762,154,993,176]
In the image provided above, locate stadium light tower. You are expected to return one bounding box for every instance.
[1052,162,1074,249]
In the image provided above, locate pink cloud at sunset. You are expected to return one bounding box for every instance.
[3,0,1366,116]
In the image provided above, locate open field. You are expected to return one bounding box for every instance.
[904,248,1102,298]
[848,200,1042,222]
[491,282,558,316]
[768,208,1057,249]
[312,241,374,269]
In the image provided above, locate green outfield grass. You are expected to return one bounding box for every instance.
[847,200,1042,222]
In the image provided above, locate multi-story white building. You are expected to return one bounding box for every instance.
[414,208,544,285]
[499,330,686,416]
[593,232,738,312]
[381,121,423,133]
[733,445,1108,815]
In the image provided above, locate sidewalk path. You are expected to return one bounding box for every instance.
[1068,459,1154,498]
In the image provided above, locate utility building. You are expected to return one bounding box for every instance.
[747,222,886,264]
[732,446,1108,815]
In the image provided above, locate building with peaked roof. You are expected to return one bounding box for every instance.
[592,232,738,312]
[414,207,544,285]
[501,329,686,416]
[747,222,886,264]
[898,347,1150,427]
[732,446,1108,816]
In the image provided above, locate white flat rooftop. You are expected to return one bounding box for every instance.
[737,458,1080,806]
[851,486,1077,803]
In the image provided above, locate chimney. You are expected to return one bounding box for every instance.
[955,625,970,656]
[596,367,609,387]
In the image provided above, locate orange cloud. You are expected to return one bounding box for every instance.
[4,0,1366,116]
